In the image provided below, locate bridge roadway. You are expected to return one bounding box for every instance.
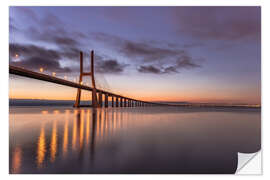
[9,65,165,107]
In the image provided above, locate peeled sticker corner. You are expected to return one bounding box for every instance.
[236,151,261,175]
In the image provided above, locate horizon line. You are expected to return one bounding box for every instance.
[9,98,261,106]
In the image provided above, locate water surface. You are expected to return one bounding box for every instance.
[9,106,261,174]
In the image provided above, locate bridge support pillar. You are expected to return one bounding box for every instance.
[105,93,108,108]
[98,91,102,107]
[74,87,81,108]
[116,96,119,107]
[111,95,114,107]
[120,98,123,107]
[124,99,127,107]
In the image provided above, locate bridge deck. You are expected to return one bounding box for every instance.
[9,65,160,105]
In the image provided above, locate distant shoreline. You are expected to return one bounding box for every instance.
[9,99,261,108]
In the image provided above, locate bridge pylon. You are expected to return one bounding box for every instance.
[74,50,99,108]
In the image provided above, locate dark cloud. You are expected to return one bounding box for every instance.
[9,43,71,73]
[164,66,178,73]
[92,32,186,63]
[137,59,200,74]
[176,55,201,69]
[9,43,127,74]
[138,65,162,74]
[172,7,261,41]
[11,56,71,73]
[27,26,81,47]
[13,8,86,58]
[138,65,181,74]
[41,13,65,27]
[11,7,207,75]
[9,43,60,60]
[96,59,128,74]
[60,47,81,60]
[23,23,84,60]
[121,41,183,62]
[92,32,202,74]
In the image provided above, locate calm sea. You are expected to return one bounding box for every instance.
[9,106,261,174]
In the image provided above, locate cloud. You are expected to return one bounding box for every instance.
[9,43,128,74]
[172,7,261,41]
[137,58,200,75]
[41,13,65,27]
[9,43,61,60]
[163,66,178,73]
[92,32,186,63]
[92,32,202,74]
[60,47,81,60]
[14,7,40,23]
[27,25,81,48]
[96,59,128,74]
[138,65,162,74]
[121,41,184,62]
[137,64,182,74]
[12,7,86,57]
[9,43,71,73]
[9,9,127,75]
[10,7,205,75]
[11,56,71,73]
[176,55,201,69]
[14,13,85,60]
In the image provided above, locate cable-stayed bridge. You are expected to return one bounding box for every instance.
[9,50,169,108]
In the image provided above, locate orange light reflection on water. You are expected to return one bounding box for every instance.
[50,120,58,162]
[72,110,78,151]
[37,126,46,168]
[62,113,69,157]
[14,107,138,171]
[79,110,85,150]
[11,147,22,173]
[85,109,91,146]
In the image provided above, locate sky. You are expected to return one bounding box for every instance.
[9,6,261,104]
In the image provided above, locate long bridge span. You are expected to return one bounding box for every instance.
[9,51,168,108]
